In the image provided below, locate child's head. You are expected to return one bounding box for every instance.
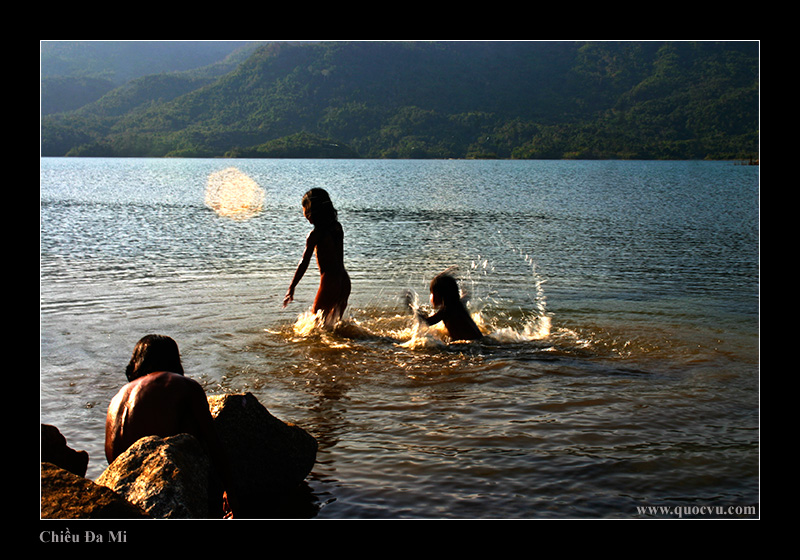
[125,334,184,382]
[429,271,462,308]
[302,188,338,225]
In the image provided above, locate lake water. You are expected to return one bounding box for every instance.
[40,157,759,519]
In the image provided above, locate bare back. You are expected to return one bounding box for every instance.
[312,221,346,275]
[105,371,213,463]
[424,304,483,341]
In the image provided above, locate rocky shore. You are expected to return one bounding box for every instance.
[41,392,318,519]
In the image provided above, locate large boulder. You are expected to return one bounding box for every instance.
[96,433,210,519]
[41,424,89,477]
[208,392,318,513]
[41,462,149,519]
[40,395,319,519]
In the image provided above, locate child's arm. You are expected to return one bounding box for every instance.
[283,231,317,307]
[418,308,445,326]
[404,290,442,326]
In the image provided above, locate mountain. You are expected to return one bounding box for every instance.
[40,41,265,115]
[40,40,759,160]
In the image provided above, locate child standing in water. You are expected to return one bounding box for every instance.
[413,270,483,341]
[283,188,351,328]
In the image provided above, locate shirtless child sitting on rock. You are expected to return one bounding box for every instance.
[105,334,239,516]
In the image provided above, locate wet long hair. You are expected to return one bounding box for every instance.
[302,188,338,227]
[430,270,463,307]
[125,334,184,381]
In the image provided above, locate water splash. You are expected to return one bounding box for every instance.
[399,316,450,350]
[396,289,450,348]
[293,310,325,338]
[463,252,552,343]
[286,249,556,352]
[205,167,265,220]
[292,310,376,343]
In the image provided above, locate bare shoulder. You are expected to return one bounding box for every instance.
[303,229,319,253]
[161,371,205,393]
[126,371,202,396]
[107,383,130,412]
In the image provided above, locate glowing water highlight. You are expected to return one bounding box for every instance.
[205,167,265,220]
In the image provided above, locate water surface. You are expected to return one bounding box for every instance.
[40,158,759,519]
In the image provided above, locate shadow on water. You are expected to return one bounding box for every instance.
[239,481,321,519]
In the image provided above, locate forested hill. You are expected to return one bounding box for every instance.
[40,41,264,115]
[40,41,759,160]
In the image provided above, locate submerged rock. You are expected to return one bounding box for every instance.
[208,392,318,514]
[41,462,149,519]
[96,434,210,519]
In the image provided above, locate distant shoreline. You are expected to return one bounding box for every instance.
[40,155,759,163]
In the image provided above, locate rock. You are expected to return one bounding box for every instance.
[41,424,89,477]
[41,462,149,519]
[208,393,318,512]
[96,434,210,519]
[40,395,318,519]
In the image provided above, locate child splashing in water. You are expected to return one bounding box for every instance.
[283,188,351,329]
[411,269,484,342]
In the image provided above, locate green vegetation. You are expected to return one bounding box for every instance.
[40,41,759,160]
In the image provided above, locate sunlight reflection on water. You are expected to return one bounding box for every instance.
[205,167,265,220]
